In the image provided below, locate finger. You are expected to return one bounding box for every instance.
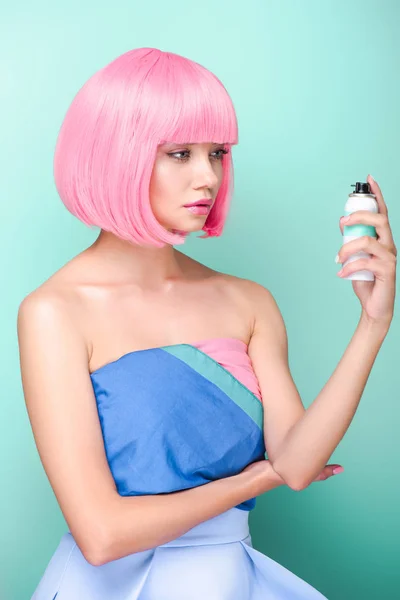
[337,256,396,281]
[313,464,343,481]
[367,174,388,217]
[339,215,374,237]
[340,210,396,253]
[337,235,393,264]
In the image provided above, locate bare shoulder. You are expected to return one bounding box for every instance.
[222,274,277,303]
[17,280,91,376]
[18,282,68,323]
[215,272,284,329]
[18,285,76,336]
[17,252,94,356]
[18,282,81,339]
[176,252,282,339]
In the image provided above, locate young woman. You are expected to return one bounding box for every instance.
[18,47,397,599]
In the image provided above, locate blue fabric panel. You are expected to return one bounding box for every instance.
[90,347,265,511]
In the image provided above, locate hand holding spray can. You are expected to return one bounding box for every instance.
[340,182,379,281]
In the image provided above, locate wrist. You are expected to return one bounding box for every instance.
[359,311,392,335]
[237,466,281,497]
[234,469,263,497]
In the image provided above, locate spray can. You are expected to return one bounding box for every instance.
[341,181,378,281]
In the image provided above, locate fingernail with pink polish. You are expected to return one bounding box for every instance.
[333,467,344,475]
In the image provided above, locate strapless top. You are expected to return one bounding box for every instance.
[89,335,266,512]
[91,337,262,402]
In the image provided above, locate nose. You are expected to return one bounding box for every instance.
[193,157,220,191]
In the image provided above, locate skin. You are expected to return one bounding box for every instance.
[17,146,396,562]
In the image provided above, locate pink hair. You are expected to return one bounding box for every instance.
[53,47,239,247]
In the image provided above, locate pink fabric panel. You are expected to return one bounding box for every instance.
[192,338,262,402]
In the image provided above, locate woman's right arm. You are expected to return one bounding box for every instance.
[17,291,278,567]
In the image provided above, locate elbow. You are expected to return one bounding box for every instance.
[81,541,108,567]
[83,528,142,566]
[79,524,116,567]
[83,548,105,567]
[283,475,309,492]
[271,461,309,492]
[287,479,309,492]
[83,541,113,567]
[84,534,118,567]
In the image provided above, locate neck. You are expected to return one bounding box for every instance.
[87,229,186,289]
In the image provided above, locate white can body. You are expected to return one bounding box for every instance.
[342,193,378,281]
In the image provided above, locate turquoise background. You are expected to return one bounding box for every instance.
[2,1,399,598]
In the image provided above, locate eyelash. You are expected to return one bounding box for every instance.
[168,148,229,162]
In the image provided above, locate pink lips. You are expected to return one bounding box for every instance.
[184,198,212,215]
[185,205,210,215]
[184,199,213,207]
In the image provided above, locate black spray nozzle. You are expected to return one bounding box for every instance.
[351,182,371,194]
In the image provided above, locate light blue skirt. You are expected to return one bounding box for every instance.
[31,507,327,599]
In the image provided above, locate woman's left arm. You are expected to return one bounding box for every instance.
[248,175,397,490]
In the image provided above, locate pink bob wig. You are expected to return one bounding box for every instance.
[53,47,239,247]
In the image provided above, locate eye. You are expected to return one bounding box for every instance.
[213,148,230,160]
[168,150,190,162]
[168,148,230,162]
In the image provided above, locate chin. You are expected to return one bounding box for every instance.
[164,219,207,235]
[181,222,207,233]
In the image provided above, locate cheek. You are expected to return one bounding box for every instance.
[149,162,179,198]
[214,161,224,181]
[149,163,161,195]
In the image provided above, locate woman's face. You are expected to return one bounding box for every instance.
[149,142,228,233]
